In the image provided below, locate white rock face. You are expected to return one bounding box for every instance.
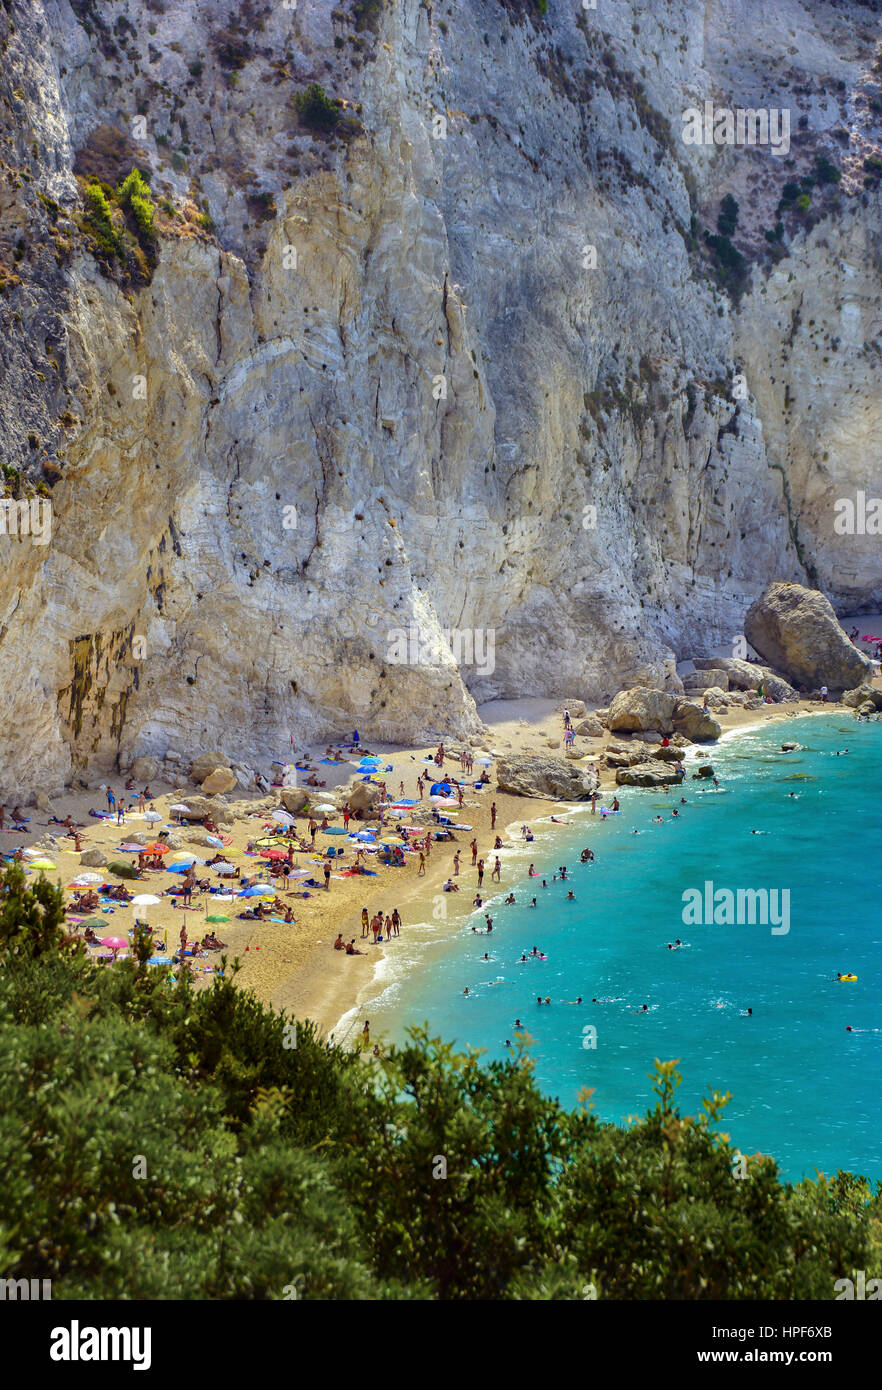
[1,0,881,797]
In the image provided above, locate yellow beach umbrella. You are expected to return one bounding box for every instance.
[29,858,57,870]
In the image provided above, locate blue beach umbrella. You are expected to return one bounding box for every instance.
[148,954,172,965]
[430,782,451,796]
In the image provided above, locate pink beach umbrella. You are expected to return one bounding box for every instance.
[100,936,129,956]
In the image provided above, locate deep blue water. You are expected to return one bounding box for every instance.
[374,715,882,1182]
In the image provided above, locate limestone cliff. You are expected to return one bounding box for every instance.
[1,0,881,796]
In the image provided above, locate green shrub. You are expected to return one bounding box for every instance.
[83,182,124,259]
[293,83,341,132]
[117,167,155,241]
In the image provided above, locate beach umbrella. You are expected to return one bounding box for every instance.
[238,886,268,897]
[148,954,172,965]
[359,755,382,764]
[354,831,376,843]
[206,914,230,923]
[290,869,310,878]
[116,842,145,854]
[314,804,336,815]
[322,826,348,835]
[212,862,237,875]
[146,841,170,854]
[170,803,191,812]
[131,894,162,906]
[29,859,57,870]
[429,782,451,795]
[100,936,128,955]
[205,834,225,848]
[143,810,162,822]
[80,917,108,929]
[261,848,288,859]
[271,809,296,825]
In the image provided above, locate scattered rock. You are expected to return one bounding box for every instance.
[693,657,763,691]
[858,700,876,717]
[546,738,560,749]
[701,687,730,711]
[78,846,107,867]
[780,742,800,752]
[642,731,662,745]
[36,792,53,811]
[496,754,598,799]
[616,761,684,787]
[200,767,238,795]
[607,688,678,734]
[745,582,872,692]
[695,764,714,778]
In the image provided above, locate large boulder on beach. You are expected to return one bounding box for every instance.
[79,846,107,867]
[279,787,310,815]
[190,752,229,784]
[693,657,763,691]
[842,683,882,710]
[761,672,798,702]
[574,715,604,737]
[200,767,237,795]
[607,688,678,735]
[348,780,383,814]
[557,699,586,718]
[616,761,684,787]
[745,582,872,692]
[683,670,730,693]
[672,701,722,741]
[701,687,730,711]
[496,754,598,799]
[131,756,160,782]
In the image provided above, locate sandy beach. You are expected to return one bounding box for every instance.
[4,691,841,1045]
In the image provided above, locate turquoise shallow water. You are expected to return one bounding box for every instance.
[373,715,882,1182]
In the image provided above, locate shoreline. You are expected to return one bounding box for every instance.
[321,697,834,1043]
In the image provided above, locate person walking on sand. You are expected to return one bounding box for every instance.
[323,859,331,890]
[490,802,497,829]
[107,786,115,814]
[470,837,478,865]
[492,856,501,883]
[477,858,485,887]
[361,906,369,939]
[392,908,401,937]
[384,913,393,941]
[457,785,464,807]
[343,804,351,829]
[453,851,461,876]
[418,851,426,876]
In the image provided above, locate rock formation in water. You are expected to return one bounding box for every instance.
[1,0,882,796]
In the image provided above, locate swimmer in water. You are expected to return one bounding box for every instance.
[541,880,548,888]
[566,890,575,900]
[519,953,527,962]
[741,1007,752,1017]
[531,945,540,957]
[504,893,516,905]
[671,809,679,818]
[562,996,583,1005]
[530,897,537,907]
[482,952,490,960]
[653,816,664,824]
[514,1018,522,1029]
[636,1004,649,1013]
[463,986,471,996]
[633,828,640,835]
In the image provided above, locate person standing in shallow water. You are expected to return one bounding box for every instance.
[490,802,497,829]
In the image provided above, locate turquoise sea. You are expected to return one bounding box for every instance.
[370,715,882,1182]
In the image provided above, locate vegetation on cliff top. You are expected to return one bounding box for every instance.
[0,865,879,1300]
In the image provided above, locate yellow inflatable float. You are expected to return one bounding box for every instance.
[838,973,858,982]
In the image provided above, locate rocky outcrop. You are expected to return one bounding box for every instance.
[672,702,722,742]
[842,684,882,710]
[496,755,598,800]
[745,583,872,693]
[347,781,383,815]
[616,761,685,787]
[607,689,678,735]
